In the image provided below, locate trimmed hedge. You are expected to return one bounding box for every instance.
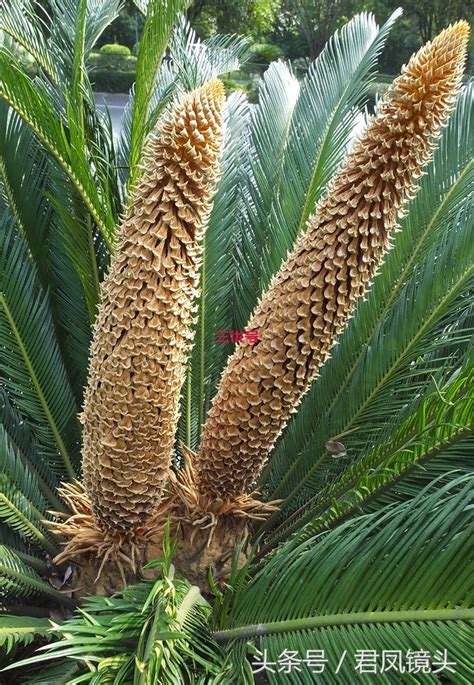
[90,69,135,93]
[88,50,136,92]
[100,43,131,56]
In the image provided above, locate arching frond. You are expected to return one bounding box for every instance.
[0,0,57,82]
[260,364,473,549]
[0,49,114,250]
[0,615,52,655]
[0,215,80,479]
[4,562,223,683]
[0,547,74,608]
[0,103,92,396]
[262,200,473,529]
[216,475,474,685]
[169,17,250,90]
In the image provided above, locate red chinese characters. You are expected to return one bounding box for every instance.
[215,330,260,345]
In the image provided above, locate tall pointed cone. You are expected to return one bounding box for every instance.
[196,23,469,503]
[81,81,225,533]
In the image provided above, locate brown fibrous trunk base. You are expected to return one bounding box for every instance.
[49,455,279,598]
[70,516,249,597]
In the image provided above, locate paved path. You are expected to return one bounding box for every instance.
[93,92,129,134]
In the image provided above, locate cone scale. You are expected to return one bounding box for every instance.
[81,81,225,533]
[195,23,469,503]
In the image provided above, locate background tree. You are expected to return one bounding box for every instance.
[276,0,353,59]
[396,0,472,42]
[97,1,144,50]
[187,0,280,38]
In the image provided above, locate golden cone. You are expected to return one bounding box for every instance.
[80,80,225,533]
[196,23,469,502]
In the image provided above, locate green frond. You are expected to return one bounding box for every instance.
[364,436,474,509]
[217,475,474,684]
[4,565,223,683]
[0,103,55,291]
[0,524,48,574]
[262,84,474,512]
[0,486,56,556]
[0,424,62,554]
[169,17,250,90]
[0,1,58,82]
[0,103,93,395]
[131,0,149,14]
[0,615,52,655]
[128,0,191,183]
[0,49,114,249]
[0,427,51,523]
[0,215,80,479]
[83,0,123,56]
[0,387,61,502]
[44,0,121,83]
[37,199,93,400]
[261,365,473,548]
[0,546,75,608]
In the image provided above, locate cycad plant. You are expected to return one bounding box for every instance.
[0,1,473,683]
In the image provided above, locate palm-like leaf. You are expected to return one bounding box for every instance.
[0,1,58,83]
[259,364,473,550]
[0,215,80,479]
[0,429,57,554]
[216,475,474,684]
[0,103,92,396]
[4,553,224,684]
[0,546,74,608]
[0,50,114,247]
[0,615,52,655]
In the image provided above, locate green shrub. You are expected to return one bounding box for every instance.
[88,49,136,92]
[89,51,136,67]
[220,76,247,95]
[249,42,284,67]
[89,68,135,93]
[100,43,131,56]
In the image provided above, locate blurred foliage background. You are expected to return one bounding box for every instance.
[11,0,474,95]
